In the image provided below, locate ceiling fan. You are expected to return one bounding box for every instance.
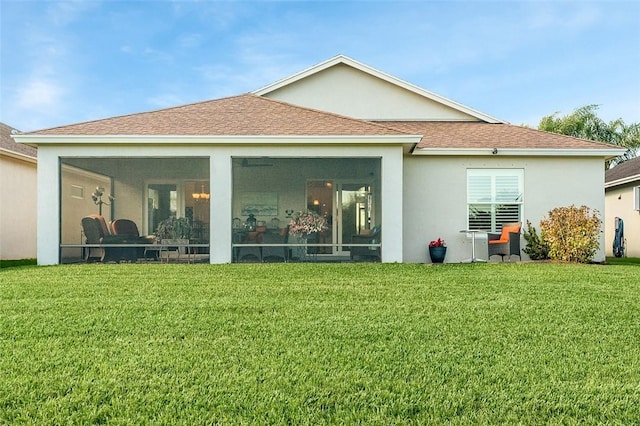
[240,158,273,167]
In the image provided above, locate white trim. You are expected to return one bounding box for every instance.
[635,186,640,211]
[252,55,504,124]
[605,174,640,188]
[13,134,422,145]
[413,147,626,158]
[0,147,37,164]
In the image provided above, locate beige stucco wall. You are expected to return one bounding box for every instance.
[263,63,478,121]
[403,155,607,263]
[605,183,640,257]
[0,153,37,260]
[59,165,112,261]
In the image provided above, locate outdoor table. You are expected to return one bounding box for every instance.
[459,230,486,263]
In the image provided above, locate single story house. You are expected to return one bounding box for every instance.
[605,156,640,257]
[1,122,37,261]
[13,55,624,265]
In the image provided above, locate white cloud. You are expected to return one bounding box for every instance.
[16,78,65,109]
[143,48,174,64]
[46,0,97,27]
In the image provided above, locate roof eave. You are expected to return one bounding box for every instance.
[252,55,505,124]
[0,147,37,163]
[13,134,422,145]
[605,174,640,188]
[413,147,627,157]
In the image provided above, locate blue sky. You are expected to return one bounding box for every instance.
[1,0,639,132]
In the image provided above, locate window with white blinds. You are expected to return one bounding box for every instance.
[467,169,523,232]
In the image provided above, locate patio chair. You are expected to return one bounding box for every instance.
[235,228,264,262]
[261,229,287,262]
[110,218,156,260]
[350,225,381,261]
[81,215,136,263]
[487,222,522,262]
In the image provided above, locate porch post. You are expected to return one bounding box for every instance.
[380,147,403,262]
[37,148,61,265]
[209,153,232,263]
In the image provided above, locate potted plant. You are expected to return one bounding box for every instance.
[288,210,328,258]
[428,238,447,263]
[156,216,192,243]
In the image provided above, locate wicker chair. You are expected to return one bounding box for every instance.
[110,218,156,260]
[81,215,136,262]
[487,222,522,262]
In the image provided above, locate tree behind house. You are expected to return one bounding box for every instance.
[538,104,640,167]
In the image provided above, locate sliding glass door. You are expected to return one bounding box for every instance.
[337,182,374,255]
[147,183,179,235]
[306,180,374,256]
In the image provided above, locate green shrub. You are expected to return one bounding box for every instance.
[539,205,601,263]
[522,220,550,260]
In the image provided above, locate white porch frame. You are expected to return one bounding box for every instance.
[34,142,406,265]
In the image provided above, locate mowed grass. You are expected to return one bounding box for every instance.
[1,263,639,424]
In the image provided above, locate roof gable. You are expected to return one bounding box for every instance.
[254,55,502,123]
[27,94,409,137]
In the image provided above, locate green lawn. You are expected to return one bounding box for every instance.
[2,263,639,424]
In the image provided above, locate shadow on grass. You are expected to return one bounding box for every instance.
[0,259,37,269]
[606,257,640,266]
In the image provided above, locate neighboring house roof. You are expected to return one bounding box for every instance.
[605,156,640,188]
[383,121,620,152]
[26,94,408,137]
[0,121,36,159]
[253,55,503,124]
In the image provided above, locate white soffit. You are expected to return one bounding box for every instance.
[253,55,504,124]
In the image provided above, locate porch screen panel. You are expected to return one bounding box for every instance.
[467,169,523,232]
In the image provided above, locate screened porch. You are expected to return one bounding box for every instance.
[57,156,382,263]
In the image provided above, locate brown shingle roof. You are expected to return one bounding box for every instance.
[605,156,640,184]
[0,122,36,157]
[381,121,617,150]
[28,94,407,137]
[23,95,624,154]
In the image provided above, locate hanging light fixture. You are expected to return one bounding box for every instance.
[192,184,210,200]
